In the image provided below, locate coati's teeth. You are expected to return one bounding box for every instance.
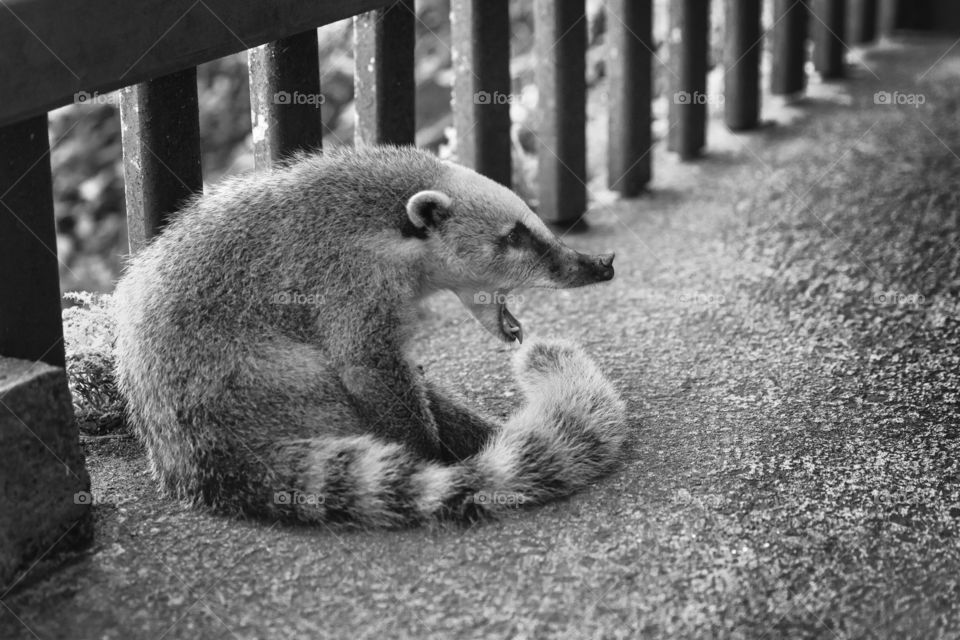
[500,305,523,344]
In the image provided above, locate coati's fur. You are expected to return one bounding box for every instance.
[113,146,628,526]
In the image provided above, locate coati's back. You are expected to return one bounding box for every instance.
[114,146,446,497]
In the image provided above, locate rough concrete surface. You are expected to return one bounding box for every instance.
[2,37,960,639]
[0,357,91,589]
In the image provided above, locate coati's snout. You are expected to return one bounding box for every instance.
[544,246,616,288]
[406,185,615,345]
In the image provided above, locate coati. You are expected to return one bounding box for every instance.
[113,145,629,527]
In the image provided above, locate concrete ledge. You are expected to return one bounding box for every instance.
[0,356,92,590]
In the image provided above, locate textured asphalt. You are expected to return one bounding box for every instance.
[3,37,960,639]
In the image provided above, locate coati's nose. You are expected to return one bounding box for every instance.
[587,252,615,282]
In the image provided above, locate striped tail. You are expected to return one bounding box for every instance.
[269,340,630,527]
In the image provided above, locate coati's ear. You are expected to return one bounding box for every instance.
[406,190,452,230]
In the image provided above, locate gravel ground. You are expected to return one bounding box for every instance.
[3,37,960,640]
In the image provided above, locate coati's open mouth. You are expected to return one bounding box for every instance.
[456,290,524,344]
[499,304,523,343]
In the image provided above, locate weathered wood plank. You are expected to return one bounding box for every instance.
[606,0,653,195]
[119,69,203,254]
[812,0,847,79]
[534,0,587,226]
[667,0,710,160]
[0,0,392,127]
[354,0,416,146]
[0,116,65,367]
[450,0,512,187]
[771,0,809,96]
[724,0,763,131]
[249,30,324,169]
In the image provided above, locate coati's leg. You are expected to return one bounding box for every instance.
[422,382,500,462]
[339,362,444,460]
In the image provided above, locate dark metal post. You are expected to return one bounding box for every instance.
[771,0,809,96]
[354,1,416,146]
[0,116,65,367]
[812,0,847,79]
[533,0,587,226]
[724,0,763,131]
[249,30,324,169]
[119,68,203,254]
[667,0,710,159]
[451,0,512,187]
[607,0,653,195]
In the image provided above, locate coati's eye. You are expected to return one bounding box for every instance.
[503,223,526,247]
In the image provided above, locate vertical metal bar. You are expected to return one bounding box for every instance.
[848,0,877,43]
[724,0,763,131]
[119,68,203,254]
[0,116,65,367]
[877,0,898,37]
[451,0,512,187]
[534,0,586,226]
[771,0,809,96]
[249,30,324,169]
[812,0,847,79]
[354,0,416,146]
[607,0,653,195]
[667,0,710,160]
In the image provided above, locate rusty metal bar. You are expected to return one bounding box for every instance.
[119,68,203,254]
[249,30,324,169]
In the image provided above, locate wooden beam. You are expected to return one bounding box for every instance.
[0,0,392,127]
[667,0,710,160]
[606,0,653,196]
[450,0,512,187]
[0,116,65,367]
[119,69,204,254]
[812,0,847,79]
[724,0,763,131]
[354,0,416,146]
[533,0,587,226]
[771,0,809,96]
[249,30,324,169]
